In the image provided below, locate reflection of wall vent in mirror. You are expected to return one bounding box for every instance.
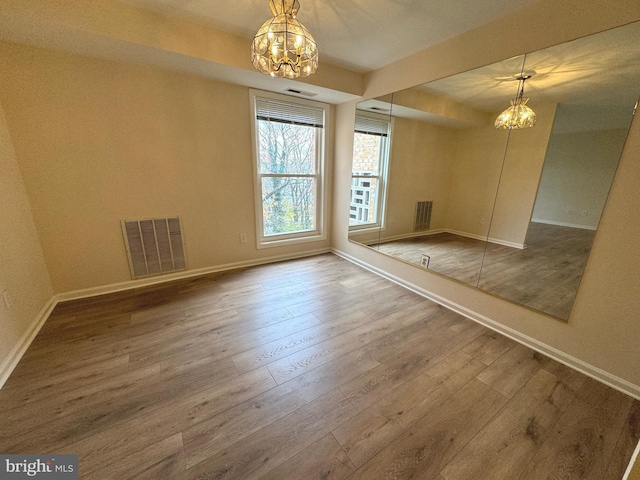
[414,201,433,231]
[122,217,187,279]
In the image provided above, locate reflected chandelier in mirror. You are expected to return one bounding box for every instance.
[348,21,640,320]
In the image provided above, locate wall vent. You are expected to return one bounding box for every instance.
[284,88,318,97]
[121,217,187,279]
[414,201,433,231]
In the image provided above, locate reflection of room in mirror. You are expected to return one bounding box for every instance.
[373,233,486,285]
[479,223,595,319]
[349,112,391,234]
[349,21,640,321]
[373,222,595,320]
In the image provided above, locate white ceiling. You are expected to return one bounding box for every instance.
[422,23,640,112]
[121,0,540,72]
[2,0,637,118]
[0,0,546,105]
[360,21,640,132]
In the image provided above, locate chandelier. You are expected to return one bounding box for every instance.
[251,0,318,79]
[494,74,537,129]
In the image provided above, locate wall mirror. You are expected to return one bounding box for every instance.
[349,21,640,321]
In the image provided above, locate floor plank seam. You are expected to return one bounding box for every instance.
[1,254,637,480]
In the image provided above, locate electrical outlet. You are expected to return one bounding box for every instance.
[239,233,247,244]
[420,254,430,268]
[480,217,485,225]
[2,290,13,309]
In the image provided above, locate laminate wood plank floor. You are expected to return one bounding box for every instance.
[1,253,637,479]
[373,222,596,319]
[373,233,486,285]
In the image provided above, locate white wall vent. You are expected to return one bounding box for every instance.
[414,201,433,231]
[121,217,187,279]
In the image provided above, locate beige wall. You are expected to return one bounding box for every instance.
[353,107,552,248]
[349,117,456,246]
[0,0,363,99]
[0,99,53,377]
[446,125,509,239]
[532,127,628,229]
[488,102,557,246]
[352,101,576,250]
[0,42,332,293]
[333,2,640,391]
[384,118,455,238]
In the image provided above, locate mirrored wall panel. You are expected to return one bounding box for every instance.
[348,22,640,320]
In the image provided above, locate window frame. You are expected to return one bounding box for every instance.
[250,90,328,249]
[349,111,392,233]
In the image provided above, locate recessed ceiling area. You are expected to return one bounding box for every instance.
[422,23,640,112]
[121,0,541,72]
[2,0,635,111]
[360,21,640,132]
[0,0,547,104]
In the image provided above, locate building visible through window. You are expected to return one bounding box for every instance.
[350,113,391,229]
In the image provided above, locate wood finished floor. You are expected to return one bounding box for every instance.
[1,253,637,479]
[374,222,596,319]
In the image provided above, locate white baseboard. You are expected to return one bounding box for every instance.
[446,229,526,250]
[333,248,640,400]
[0,297,58,389]
[352,228,525,250]
[444,229,488,243]
[377,229,446,244]
[6,247,638,401]
[56,248,331,302]
[531,218,597,231]
[622,442,640,480]
[623,438,640,480]
[0,248,330,389]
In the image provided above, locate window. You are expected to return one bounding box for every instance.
[251,91,327,247]
[350,112,391,230]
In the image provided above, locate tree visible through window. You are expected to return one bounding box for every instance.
[252,93,326,246]
[259,120,316,235]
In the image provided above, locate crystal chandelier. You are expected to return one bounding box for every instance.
[251,0,318,79]
[494,75,536,129]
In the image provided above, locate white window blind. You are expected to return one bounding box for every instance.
[355,115,390,137]
[255,97,324,128]
[251,90,329,247]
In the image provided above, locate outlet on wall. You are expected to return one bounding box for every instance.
[239,233,247,244]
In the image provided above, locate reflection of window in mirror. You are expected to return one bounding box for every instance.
[350,21,640,321]
[349,112,392,231]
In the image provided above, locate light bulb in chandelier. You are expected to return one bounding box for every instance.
[251,0,318,79]
[495,74,537,129]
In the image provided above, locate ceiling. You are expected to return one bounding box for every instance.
[120,0,540,73]
[1,0,636,114]
[360,21,640,132]
[422,22,640,112]
[0,0,546,104]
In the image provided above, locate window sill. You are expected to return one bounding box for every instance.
[348,225,385,234]
[257,232,327,249]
